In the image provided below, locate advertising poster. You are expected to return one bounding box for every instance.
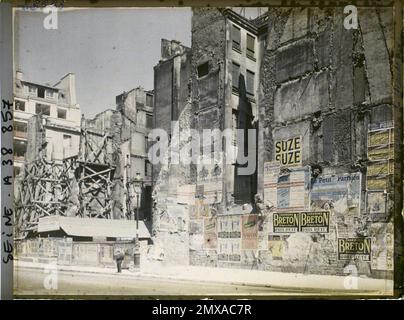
[274,136,302,167]
[264,161,310,212]
[311,173,361,217]
[338,238,371,261]
[367,123,394,191]
[367,191,388,222]
[263,161,280,207]
[189,199,211,220]
[258,232,268,251]
[371,223,393,271]
[177,184,196,205]
[272,211,330,234]
[273,212,299,233]
[268,235,284,259]
[197,154,223,204]
[189,204,198,220]
[203,217,217,249]
[217,215,241,238]
[241,215,259,249]
[299,211,330,233]
[189,219,203,234]
[218,238,241,262]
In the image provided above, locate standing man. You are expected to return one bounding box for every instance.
[113,245,125,273]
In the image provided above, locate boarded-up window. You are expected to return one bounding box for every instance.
[232,62,240,90]
[246,70,255,95]
[247,34,255,59]
[232,25,241,51]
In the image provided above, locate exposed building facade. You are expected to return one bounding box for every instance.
[13,71,81,176]
[84,87,155,221]
[150,7,398,284]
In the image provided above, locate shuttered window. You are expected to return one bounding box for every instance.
[247,34,255,59]
[246,70,255,95]
[232,25,241,51]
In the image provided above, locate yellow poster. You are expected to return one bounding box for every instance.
[274,136,302,167]
[268,240,283,258]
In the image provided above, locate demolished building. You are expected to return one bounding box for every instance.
[150,7,400,285]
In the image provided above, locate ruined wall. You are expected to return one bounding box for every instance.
[255,7,395,278]
[149,8,395,282]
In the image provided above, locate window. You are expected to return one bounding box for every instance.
[45,89,54,99]
[14,140,27,159]
[197,62,209,78]
[246,70,255,95]
[145,160,152,177]
[35,103,50,116]
[136,102,145,110]
[232,62,240,90]
[63,134,72,148]
[28,86,37,95]
[14,100,25,111]
[57,108,67,119]
[146,113,153,129]
[247,34,255,60]
[146,93,153,107]
[232,25,241,52]
[14,122,27,138]
[37,87,45,98]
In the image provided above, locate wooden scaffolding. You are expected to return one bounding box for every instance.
[15,117,118,238]
[77,126,116,219]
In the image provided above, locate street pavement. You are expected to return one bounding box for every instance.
[13,260,394,297]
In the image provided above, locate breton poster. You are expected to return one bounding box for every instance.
[338,238,371,261]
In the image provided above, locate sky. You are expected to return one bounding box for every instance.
[14,7,265,118]
[14,8,192,118]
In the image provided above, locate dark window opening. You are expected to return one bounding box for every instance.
[136,102,145,110]
[146,113,153,129]
[35,103,50,116]
[146,93,153,107]
[197,62,209,78]
[15,100,25,111]
[14,140,27,158]
[145,160,152,177]
[37,87,45,98]
[57,108,67,119]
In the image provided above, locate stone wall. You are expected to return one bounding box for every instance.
[256,7,395,278]
[149,7,396,281]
